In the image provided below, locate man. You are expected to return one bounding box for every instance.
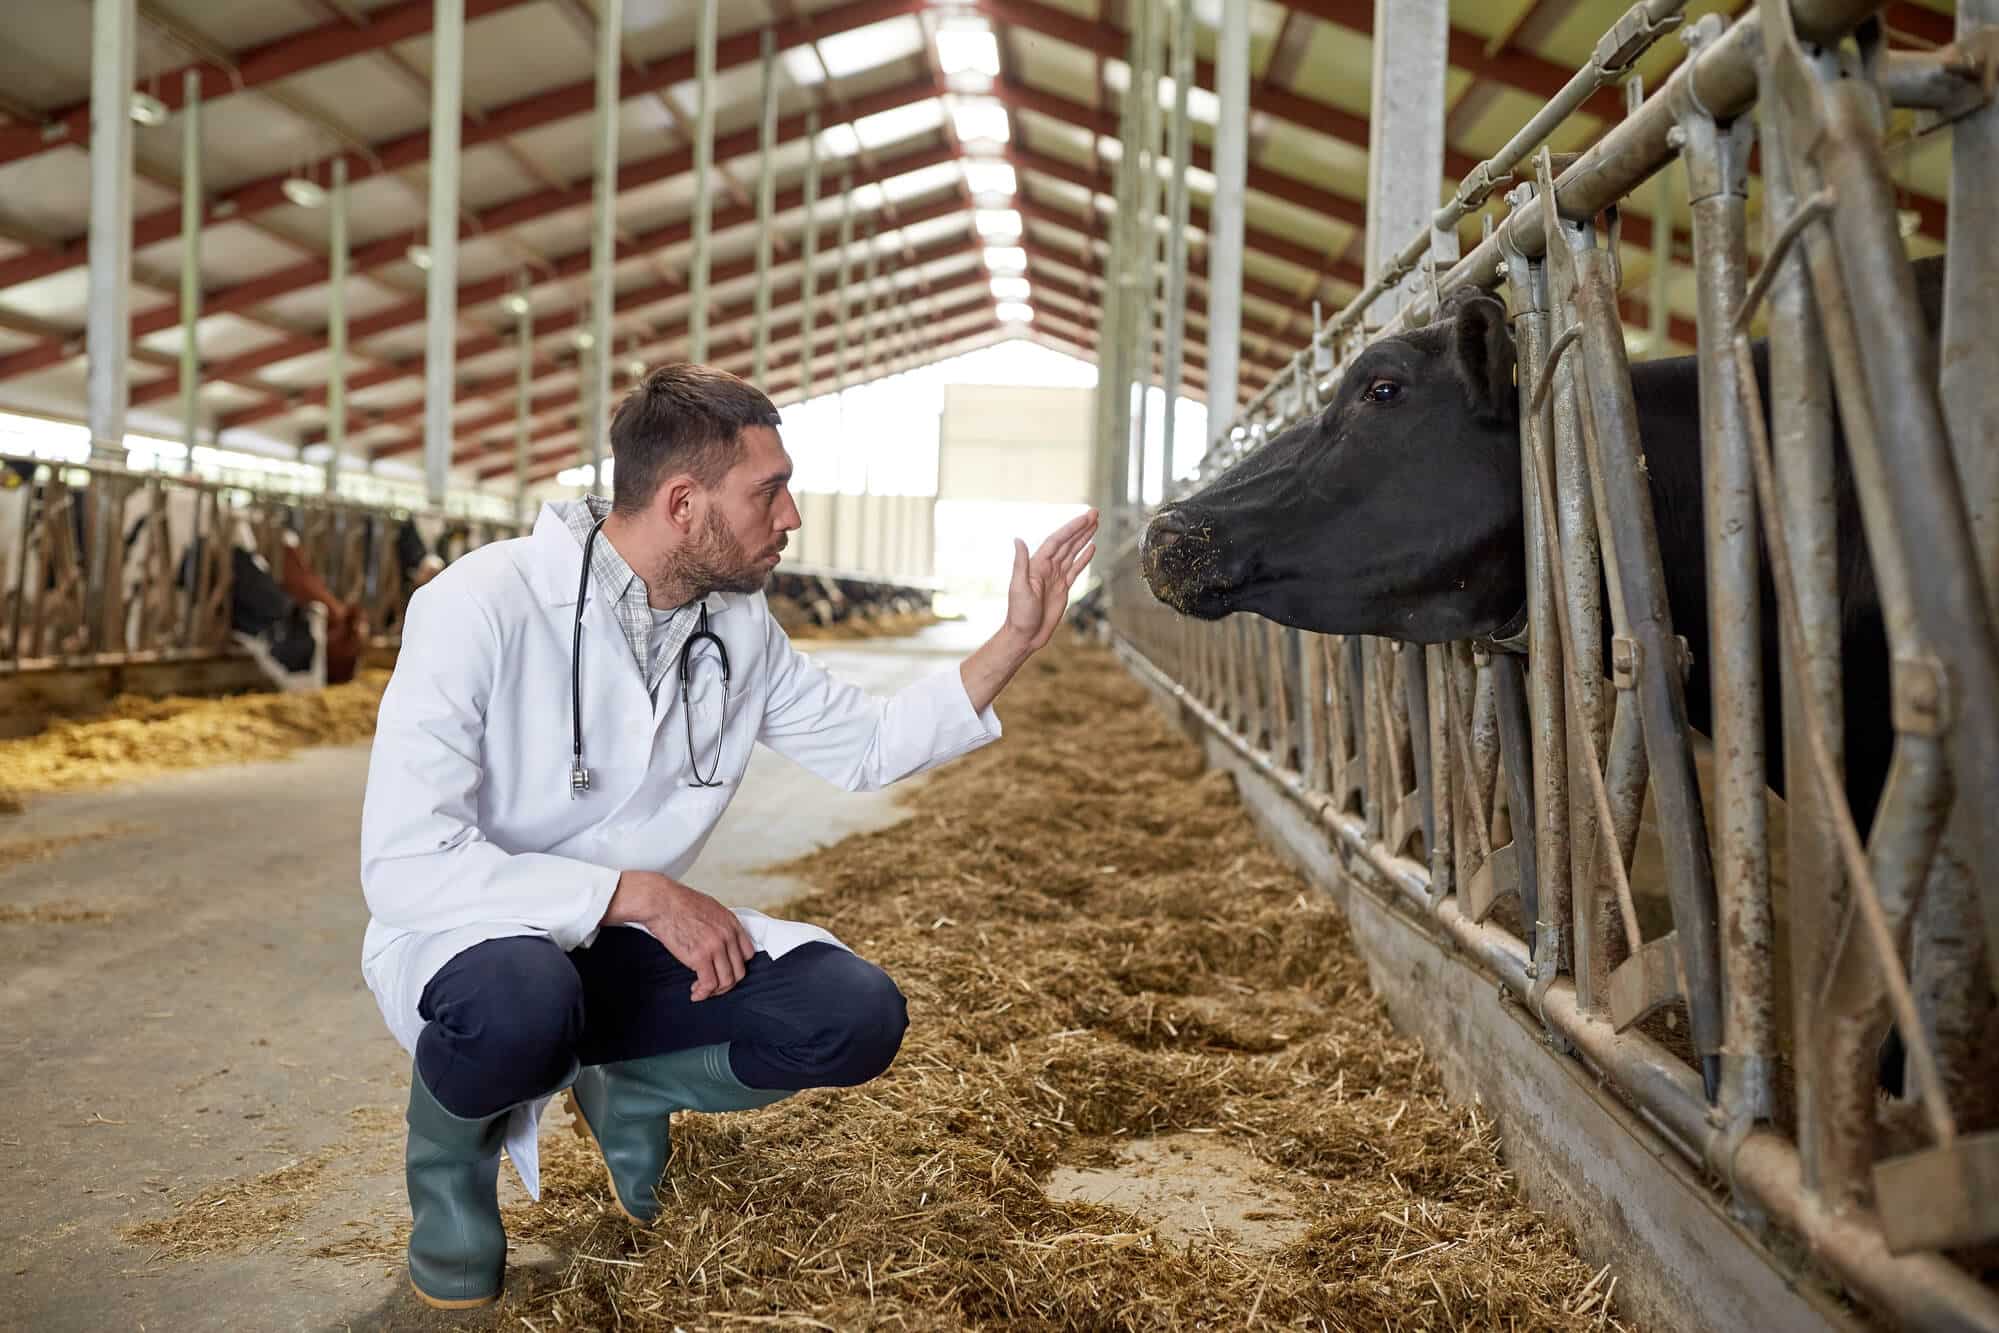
[358,362,1097,1309]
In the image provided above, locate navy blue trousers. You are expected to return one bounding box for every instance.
[414,930,908,1119]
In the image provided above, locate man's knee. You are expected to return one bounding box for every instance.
[416,936,584,1113]
[808,951,909,1086]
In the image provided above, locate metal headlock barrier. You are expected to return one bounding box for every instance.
[1099,1,1999,1328]
[0,454,934,676]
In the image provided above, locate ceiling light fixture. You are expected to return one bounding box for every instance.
[500,293,531,317]
[406,244,432,270]
[129,91,169,126]
[281,176,327,209]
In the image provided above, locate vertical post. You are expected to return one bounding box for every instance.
[751,27,779,383]
[1158,0,1193,491]
[587,0,621,495]
[87,0,136,467]
[1677,75,1771,1124]
[423,0,465,508]
[860,225,878,531]
[688,0,719,362]
[1205,0,1249,446]
[1941,0,1999,624]
[1649,171,1673,354]
[1364,0,1449,321]
[798,110,821,403]
[178,67,202,474]
[1105,6,1148,514]
[831,176,853,557]
[85,0,137,653]
[1129,0,1164,508]
[514,272,533,525]
[1758,72,1840,1190]
[325,156,348,498]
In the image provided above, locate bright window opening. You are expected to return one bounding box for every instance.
[995,301,1034,322]
[950,97,1010,146]
[974,208,1022,239]
[983,245,1027,273]
[989,275,1031,301]
[962,159,1017,199]
[934,20,1000,78]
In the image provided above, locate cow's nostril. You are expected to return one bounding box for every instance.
[1145,511,1189,559]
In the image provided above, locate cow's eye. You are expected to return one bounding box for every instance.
[1366,378,1402,404]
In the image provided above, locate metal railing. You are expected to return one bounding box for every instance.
[0,453,522,672]
[1102,2,1999,1327]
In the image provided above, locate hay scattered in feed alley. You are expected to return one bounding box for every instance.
[468,638,1632,1331]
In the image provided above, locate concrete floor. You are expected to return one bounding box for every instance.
[0,626,988,1332]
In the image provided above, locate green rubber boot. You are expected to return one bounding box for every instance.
[403,1059,575,1309]
[570,1043,791,1223]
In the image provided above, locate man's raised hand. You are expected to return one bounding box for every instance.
[1005,508,1100,652]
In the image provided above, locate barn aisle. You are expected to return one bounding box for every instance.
[0,628,981,1332]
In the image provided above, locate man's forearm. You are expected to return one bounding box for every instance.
[959,627,1035,714]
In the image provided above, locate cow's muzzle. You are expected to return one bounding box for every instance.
[1141,508,1231,618]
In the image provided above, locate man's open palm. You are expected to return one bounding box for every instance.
[1006,509,1100,650]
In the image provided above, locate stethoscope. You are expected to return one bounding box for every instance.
[570,516,732,797]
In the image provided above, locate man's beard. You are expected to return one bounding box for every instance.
[665,507,781,598]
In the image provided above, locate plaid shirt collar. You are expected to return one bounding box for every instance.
[554,494,699,697]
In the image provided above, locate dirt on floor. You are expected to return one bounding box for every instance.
[100,635,1630,1331]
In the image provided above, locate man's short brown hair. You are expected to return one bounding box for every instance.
[608,362,780,515]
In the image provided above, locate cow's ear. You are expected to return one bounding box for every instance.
[1447,290,1516,424]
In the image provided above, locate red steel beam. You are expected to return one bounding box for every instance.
[120,87,947,407]
[463,274,995,472]
[501,308,1003,484]
[390,234,989,463]
[212,145,962,432]
[0,0,929,296]
[52,78,949,400]
[0,0,541,167]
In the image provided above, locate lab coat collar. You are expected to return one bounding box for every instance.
[524,502,735,617]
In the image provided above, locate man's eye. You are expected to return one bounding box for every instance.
[1367,379,1402,404]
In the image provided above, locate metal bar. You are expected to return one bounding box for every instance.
[1203,0,1248,447]
[423,0,464,507]
[586,0,621,493]
[85,0,138,654]
[514,272,532,524]
[325,155,348,498]
[1158,0,1192,486]
[178,66,201,474]
[1567,218,1725,1100]
[1114,634,1999,1333]
[751,26,780,383]
[1675,48,1772,1123]
[1364,0,1451,324]
[688,0,719,362]
[1805,67,1999,1001]
[1129,0,1164,507]
[798,111,821,403]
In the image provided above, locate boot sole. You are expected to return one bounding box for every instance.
[564,1089,656,1227]
[409,1275,500,1310]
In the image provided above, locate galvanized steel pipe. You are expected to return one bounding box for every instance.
[423,0,464,507]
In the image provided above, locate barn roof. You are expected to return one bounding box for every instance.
[0,0,1957,494]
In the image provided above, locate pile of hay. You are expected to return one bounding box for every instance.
[0,670,388,797]
[478,639,1627,1330]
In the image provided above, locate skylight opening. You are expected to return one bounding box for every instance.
[950,97,1010,147]
[996,301,1035,323]
[974,208,1023,240]
[935,19,1000,78]
[962,159,1017,200]
[990,275,1031,302]
[983,245,1027,274]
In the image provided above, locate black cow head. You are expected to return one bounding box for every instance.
[1141,289,1526,644]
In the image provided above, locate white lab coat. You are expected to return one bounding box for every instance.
[358,503,1003,1195]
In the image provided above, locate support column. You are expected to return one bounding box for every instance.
[1204,0,1249,446]
[1364,0,1450,322]
[325,156,348,497]
[178,68,201,474]
[798,111,821,402]
[830,176,853,560]
[751,27,779,383]
[85,0,137,654]
[514,273,533,524]
[1158,0,1193,491]
[87,0,136,467]
[423,0,465,507]
[688,0,719,362]
[1129,0,1165,508]
[587,0,621,495]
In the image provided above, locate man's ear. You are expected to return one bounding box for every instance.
[1446,289,1517,424]
[654,475,701,533]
